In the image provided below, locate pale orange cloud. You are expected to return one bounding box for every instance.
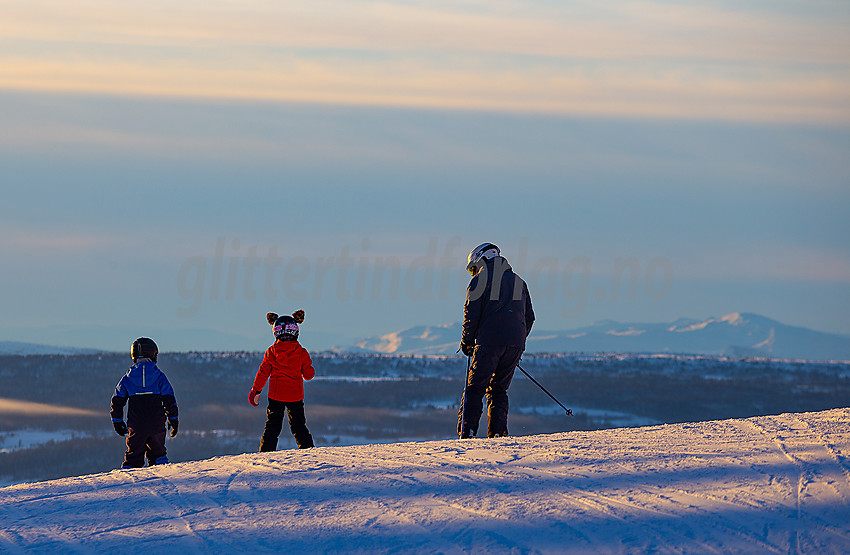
[3,1,846,63]
[1,0,848,123]
[2,56,847,124]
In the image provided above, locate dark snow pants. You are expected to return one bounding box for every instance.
[123,427,168,468]
[458,345,523,438]
[260,398,314,451]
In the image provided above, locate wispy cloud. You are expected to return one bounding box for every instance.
[0,230,120,252]
[1,0,848,123]
[1,57,847,124]
[3,1,847,63]
[677,245,850,284]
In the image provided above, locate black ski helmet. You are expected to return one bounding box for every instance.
[266,309,305,341]
[466,243,500,275]
[131,337,158,362]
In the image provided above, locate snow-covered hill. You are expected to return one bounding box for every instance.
[2,408,849,553]
[351,313,850,361]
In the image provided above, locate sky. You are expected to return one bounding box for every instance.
[1,0,849,351]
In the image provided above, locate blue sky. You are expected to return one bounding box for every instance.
[1,1,848,351]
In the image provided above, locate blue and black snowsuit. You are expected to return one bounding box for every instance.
[110,359,179,468]
[458,256,534,438]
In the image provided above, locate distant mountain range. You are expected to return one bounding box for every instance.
[0,341,103,356]
[0,326,352,354]
[349,313,850,361]
[4,313,848,361]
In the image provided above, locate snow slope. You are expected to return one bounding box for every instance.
[2,409,849,554]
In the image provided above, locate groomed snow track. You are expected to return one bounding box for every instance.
[2,408,849,554]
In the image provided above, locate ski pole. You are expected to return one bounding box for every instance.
[516,363,572,416]
[459,354,471,437]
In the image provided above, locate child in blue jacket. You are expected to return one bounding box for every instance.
[110,337,179,468]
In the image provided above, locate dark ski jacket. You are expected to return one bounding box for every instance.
[462,256,535,349]
[110,359,178,431]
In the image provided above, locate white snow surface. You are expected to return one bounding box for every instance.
[2,409,849,554]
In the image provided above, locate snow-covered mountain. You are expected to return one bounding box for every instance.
[2,409,849,553]
[351,313,850,361]
[351,322,463,355]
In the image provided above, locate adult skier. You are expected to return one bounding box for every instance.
[458,243,534,438]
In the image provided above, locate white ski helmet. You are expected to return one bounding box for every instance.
[466,243,500,275]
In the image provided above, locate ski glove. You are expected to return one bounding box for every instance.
[113,421,128,436]
[248,389,261,407]
[460,341,475,357]
[168,418,179,437]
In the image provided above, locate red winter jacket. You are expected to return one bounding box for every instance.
[253,340,315,402]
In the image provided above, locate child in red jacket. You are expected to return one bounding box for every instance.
[249,309,315,450]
